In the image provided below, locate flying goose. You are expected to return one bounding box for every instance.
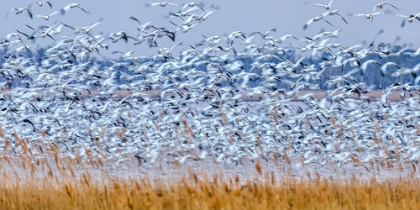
[398,13,420,28]
[249,28,277,40]
[360,59,381,75]
[36,11,59,20]
[60,3,90,15]
[34,1,52,8]
[322,10,348,24]
[380,62,401,77]
[303,16,333,30]
[348,11,385,23]
[373,2,399,11]
[181,2,205,12]
[305,0,334,10]
[169,20,197,33]
[15,29,37,41]
[145,2,178,7]
[6,4,33,19]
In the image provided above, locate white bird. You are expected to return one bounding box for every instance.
[278,34,298,44]
[397,13,420,28]
[322,10,348,24]
[60,3,90,15]
[34,1,53,8]
[156,42,183,57]
[249,28,277,40]
[380,62,401,77]
[195,10,216,22]
[145,2,178,7]
[181,2,205,12]
[348,12,384,22]
[360,59,381,75]
[373,2,399,11]
[305,0,334,10]
[404,47,420,57]
[6,4,33,19]
[303,16,333,30]
[36,11,59,20]
[169,20,197,33]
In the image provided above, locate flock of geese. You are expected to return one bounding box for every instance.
[1,1,420,173]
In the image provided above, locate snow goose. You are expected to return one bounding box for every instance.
[36,11,59,20]
[373,2,399,12]
[34,1,52,8]
[397,13,420,28]
[322,10,348,24]
[303,16,333,30]
[6,4,33,19]
[145,2,178,7]
[60,3,90,15]
[305,0,334,10]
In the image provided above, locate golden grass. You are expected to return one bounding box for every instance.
[0,153,419,210]
[2,171,420,209]
[1,124,420,209]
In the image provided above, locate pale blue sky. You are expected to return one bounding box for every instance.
[2,0,420,57]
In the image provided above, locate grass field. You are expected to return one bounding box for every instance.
[1,151,420,210]
[1,119,419,209]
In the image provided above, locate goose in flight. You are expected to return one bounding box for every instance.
[60,3,90,15]
[305,0,334,10]
[156,42,183,57]
[348,12,385,23]
[303,16,333,30]
[404,47,420,57]
[145,2,178,7]
[360,59,381,75]
[373,2,399,11]
[380,62,401,77]
[36,11,59,20]
[129,16,155,31]
[25,24,56,41]
[398,13,420,28]
[34,1,52,8]
[181,2,205,12]
[322,10,348,24]
[249,28,276,40]
[169,20,197,33]
[15,29,37,41]
[6,4,33,19]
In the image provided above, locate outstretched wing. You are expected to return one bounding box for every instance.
[303,18,314,30]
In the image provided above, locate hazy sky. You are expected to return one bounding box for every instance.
[2,0,420,58]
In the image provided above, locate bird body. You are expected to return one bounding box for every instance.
[36,11,58,20]
[398,13,420,27]
[303,16,333,30]
[305,0,334,10]
[349,12,384,23]
[6,4,33,19]
[34,1,52,8]
[322,10,348,24]
[373,2,399,11]
[60,3,90,15]
[145,2,178,7]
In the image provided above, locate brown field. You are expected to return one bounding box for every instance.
[0,149,419,209]
[2,172,420,209]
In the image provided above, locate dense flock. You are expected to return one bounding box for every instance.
[1,1,420,174]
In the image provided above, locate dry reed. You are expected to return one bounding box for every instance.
[0,124,419,209]
[1,172,420,209]
[0,153,419,210]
